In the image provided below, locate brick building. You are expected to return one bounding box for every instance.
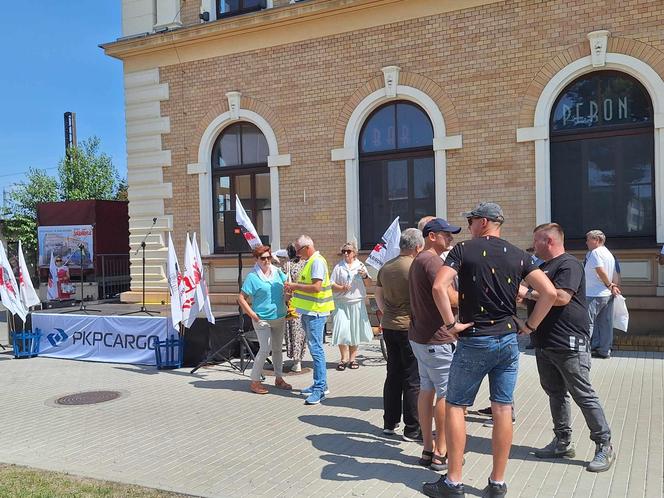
[103,0,664,339]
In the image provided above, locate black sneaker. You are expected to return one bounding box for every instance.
[477,406,493,416]
[383,423,399,435]
[587,443,615,472]
[422,474,465,497]
[403,428,423,442]
[485,479,507,497]
[534,437,576,459]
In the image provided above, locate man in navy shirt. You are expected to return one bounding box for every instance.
[422,203,557,498]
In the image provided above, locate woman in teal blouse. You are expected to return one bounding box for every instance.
[238,245,292,394]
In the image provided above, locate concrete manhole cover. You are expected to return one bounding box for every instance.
[55,390,122,406]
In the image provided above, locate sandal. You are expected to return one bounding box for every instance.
[275,378,292,390]
[336,362,347,371]
[250,381,268,394]
[348,360,360,369]
[418,450,434,467]
[430,453,448,471]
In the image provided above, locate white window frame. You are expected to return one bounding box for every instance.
[332,85,462,245]
[188,109,289,255]
[517,53,664,243]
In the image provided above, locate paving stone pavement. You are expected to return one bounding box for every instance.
[0,334,661,498]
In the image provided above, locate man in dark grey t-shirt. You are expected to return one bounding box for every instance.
[520,223,614,474]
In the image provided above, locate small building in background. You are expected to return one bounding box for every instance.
[37,200,130,301]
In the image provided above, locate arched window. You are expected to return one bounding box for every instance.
[358,101,434,248]
[211,122,271,253]
[550,71,654,246]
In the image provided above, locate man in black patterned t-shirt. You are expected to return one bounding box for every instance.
[519,223,614,474]
[422,202,557,498]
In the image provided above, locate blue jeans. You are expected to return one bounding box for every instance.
[301,314,327,391]
[446,333,519,406]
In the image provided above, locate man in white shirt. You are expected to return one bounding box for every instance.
[584,230,620,359]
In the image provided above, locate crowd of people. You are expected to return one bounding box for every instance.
[235,200,655,497]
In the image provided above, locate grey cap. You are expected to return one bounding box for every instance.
[462,202,505,223]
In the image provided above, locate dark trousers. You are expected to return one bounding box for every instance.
[383,329,420,431]
[536,348,611,445]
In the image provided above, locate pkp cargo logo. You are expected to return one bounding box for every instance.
[47,328,69,347]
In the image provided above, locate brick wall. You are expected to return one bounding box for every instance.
[159,0,664,268]
[180,0,201,26]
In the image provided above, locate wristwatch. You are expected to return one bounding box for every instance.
[525,288,534,299]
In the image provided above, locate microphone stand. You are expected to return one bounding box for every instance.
[123,218,161,316]
[62,244,100,314]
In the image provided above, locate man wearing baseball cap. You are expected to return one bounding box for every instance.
[408,218,461,470]
[422,203,557,498]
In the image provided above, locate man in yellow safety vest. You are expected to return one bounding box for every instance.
[286,235,335,405]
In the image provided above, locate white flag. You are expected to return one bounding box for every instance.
[167,233,183,328]
[182,234,202,328]
[192,233,215,324]
[235,195,262,249]
[0,241,28,321]
[17,241,40,308]
[47,252,59,301]
[366,217,401,271]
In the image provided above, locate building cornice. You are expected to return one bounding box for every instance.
[102,0,503,71]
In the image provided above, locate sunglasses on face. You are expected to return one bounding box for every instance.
[467,217,483,226]
[341,249,353,254]
[259,255,272,261]
[296,245,308,254]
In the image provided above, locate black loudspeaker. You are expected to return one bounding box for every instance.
[182,315,258,367]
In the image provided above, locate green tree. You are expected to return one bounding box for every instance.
[59,136,120,200]
[2,168,59,257]
[2,137,125,271]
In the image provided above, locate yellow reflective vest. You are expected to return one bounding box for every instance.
[290,252,335,314]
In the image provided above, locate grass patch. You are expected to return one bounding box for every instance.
[0,464,193,497]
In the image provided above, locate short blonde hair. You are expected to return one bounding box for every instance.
[417,215,435,231]
[585,230,606,244]
[340,241,358,254]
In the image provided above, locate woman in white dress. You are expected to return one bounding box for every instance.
[330,242,374,370]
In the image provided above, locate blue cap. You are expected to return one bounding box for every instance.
[422,218,462,236]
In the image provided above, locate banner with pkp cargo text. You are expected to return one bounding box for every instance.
[32,313,179,365]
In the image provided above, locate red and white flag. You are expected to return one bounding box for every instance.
[366,217,401,271]
[47,252,59,301]
[17,241,40,309]
[167,233,184,329]
[182,234,202,328]
[0,241,28,321]
[192,233,215,324]
[235,195,262,249]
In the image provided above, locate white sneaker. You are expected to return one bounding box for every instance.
[291,361,302,373]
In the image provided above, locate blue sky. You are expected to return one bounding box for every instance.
[0,2,125,203]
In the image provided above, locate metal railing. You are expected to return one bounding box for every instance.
[95,254,130,299]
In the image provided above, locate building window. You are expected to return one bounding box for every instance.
[212,122,271,253]
[217,0,266,18]
[358,101,434,249]
[550,71,654,247]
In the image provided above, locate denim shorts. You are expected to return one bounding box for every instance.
[446,333,519,406]
[409,341,455,399]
